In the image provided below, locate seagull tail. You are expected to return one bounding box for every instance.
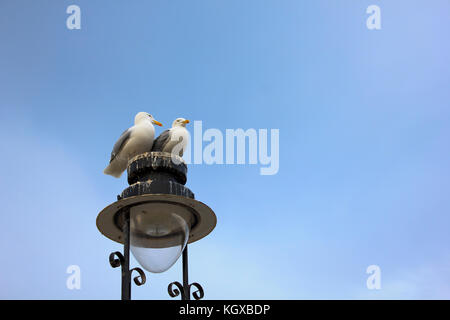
[103,160,124,178]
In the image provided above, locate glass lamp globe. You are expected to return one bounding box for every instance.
[129,208,190,273]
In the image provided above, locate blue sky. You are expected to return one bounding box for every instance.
[0,0,449,299]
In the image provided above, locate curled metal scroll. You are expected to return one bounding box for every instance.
[109,251,124,268]
[189,282,204,300]
[168,281,185,299]
[109,252,147,288]
[168,281,204,300]
[131,267,146,286]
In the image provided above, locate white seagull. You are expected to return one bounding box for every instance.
[152,118,190,157]
[103,112,163,178]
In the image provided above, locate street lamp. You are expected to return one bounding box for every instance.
[96,152,217,300]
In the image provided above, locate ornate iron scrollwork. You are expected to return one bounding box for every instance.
[168,281,185,299]
[131,267,146,286]
[109,252,147,288]
[189,282,204,300]
[167,281,204,300]
[109,252,124,268]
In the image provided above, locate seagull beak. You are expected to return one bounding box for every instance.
[183,119,190,124]
[152,120,163,126]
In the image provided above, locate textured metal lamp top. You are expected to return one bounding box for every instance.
[127,152,187,185]
[97,152,217,247]
[121,152,193,200]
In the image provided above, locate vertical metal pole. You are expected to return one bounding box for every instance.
[182,244,190,300]
[122,209,131,300]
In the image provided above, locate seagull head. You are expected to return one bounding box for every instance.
[172,118,190,128]
[135,112,163,126]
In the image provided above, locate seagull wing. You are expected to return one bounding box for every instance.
[110,128,132,163]
[151,129,171,152]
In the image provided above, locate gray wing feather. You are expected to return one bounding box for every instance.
[151,130,171,152]
[110,129,132,163]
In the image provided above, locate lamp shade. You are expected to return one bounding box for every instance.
[97,153,217,274]
[130,208,190,273]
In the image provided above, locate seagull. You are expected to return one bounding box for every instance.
[152,118,190,157]
[103,112,163,178]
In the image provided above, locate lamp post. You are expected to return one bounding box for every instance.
[97,152,217,300]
